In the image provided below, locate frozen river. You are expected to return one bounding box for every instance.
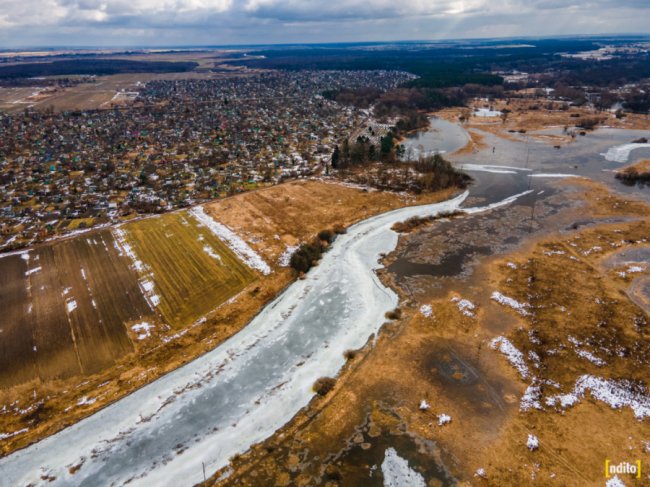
[0,190,538,487]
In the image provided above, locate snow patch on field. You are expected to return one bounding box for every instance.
[113,228,146,273]
[0,428,28,441]
[419,304,432,317]
[521,383,543,411]
[190,206,271,275]
[202,245,223,262]
[451,297,475,317]
[546,375,650,420]
[490,336,530,379]
[278,245,299,267]
[527,434,539,451]
[77,396,97,407]
[381,448,426,487]
[437,414,452,426]
[113,227,160,309]
[132,322,155,340]
[602,143,650,163]
[25,266,42,276]
[491,291,530,316]
[66,300,77,313]
[606,475,627,487]
[474,108,502,117]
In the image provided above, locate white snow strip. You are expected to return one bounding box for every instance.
[278,245,299,267]
[0,428,29,441]
[602,143,650,163]
[25,266,42,276]
[490,336,530,379]
[491,291,530,316]
[381,448,426,487]
[190,207,271,275]
[546,375,650,420]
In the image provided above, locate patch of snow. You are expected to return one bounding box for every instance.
[437,414,452,426]
[132,322,155,340]
[278,245,299,267]
[419,400,430,411]
[602,143,650,163]
[521,383,543,411]
[76,396,97,407]
[66,300,77,313]
[475,468,487,478]
[474,108,502,117]
[490,336,530,379]
[419,304,432,318]
[506,262,518,269]
[202,245,223,262]
[606,475,627,487]
[0,428,29,440]
[491,291,530,316]
[451,297,476,317]
[546,375,650,420]
[527,434,539,451]
[190,206,271,275]
[381,447,426,487]
[25,266,42,276]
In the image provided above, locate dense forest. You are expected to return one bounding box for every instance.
[0,59,198,79]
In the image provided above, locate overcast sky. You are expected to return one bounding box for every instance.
[1,0,649,48]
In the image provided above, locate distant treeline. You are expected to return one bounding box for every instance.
[229,39,605,88]
[0,59,198,79]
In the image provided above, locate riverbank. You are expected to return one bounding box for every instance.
[203,178,650,486]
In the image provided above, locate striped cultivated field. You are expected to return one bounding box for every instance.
[0,209,261,388]
[118,211,256,327]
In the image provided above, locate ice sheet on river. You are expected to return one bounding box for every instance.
[0,189,533,487]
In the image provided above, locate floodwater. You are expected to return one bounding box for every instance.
[400,117,469,160]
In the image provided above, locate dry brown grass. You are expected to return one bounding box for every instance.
[203,181,650,487]
[0,179,456,457]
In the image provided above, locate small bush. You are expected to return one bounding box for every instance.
[289,240,324,273]
[343,349,358,360]
[313,377,337,396]
[318,229,336,243]
[385,308,402,320]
